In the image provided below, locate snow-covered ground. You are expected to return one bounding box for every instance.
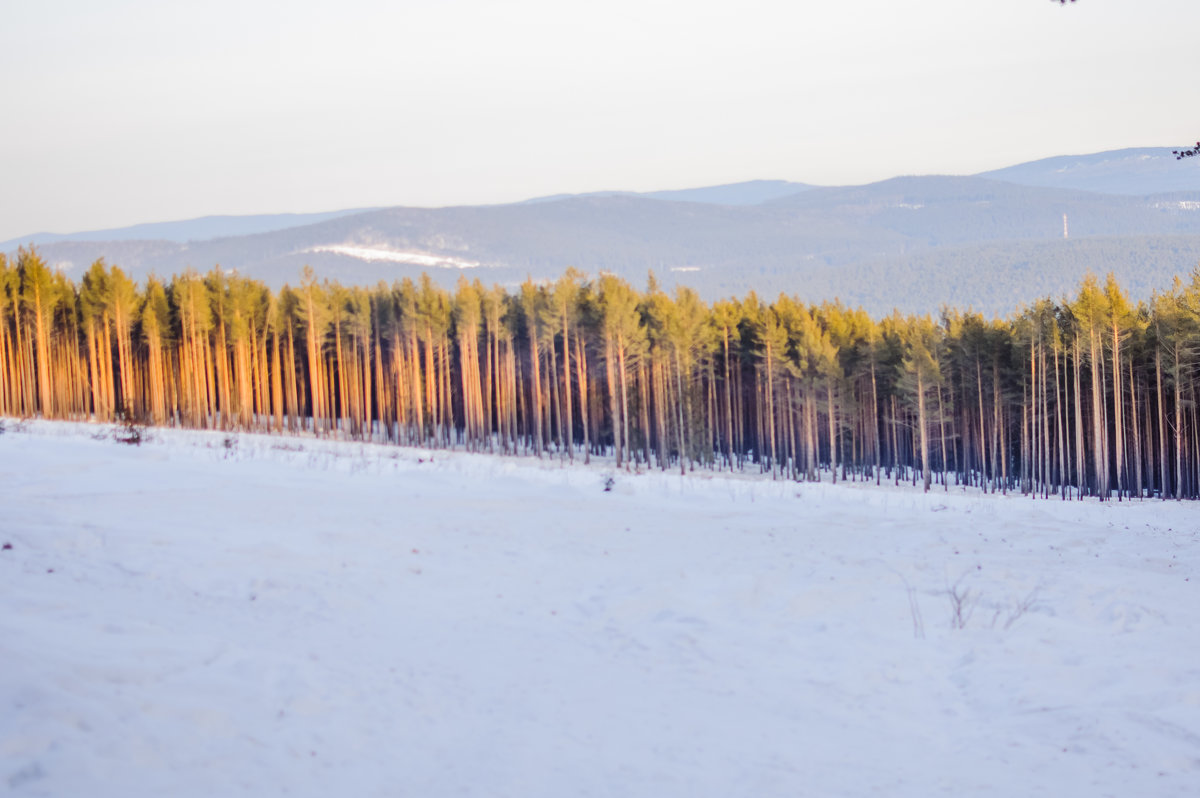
[2,420,1198,797]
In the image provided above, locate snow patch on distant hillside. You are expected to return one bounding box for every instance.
[306,244,483,269]
[1151,201,1200,211]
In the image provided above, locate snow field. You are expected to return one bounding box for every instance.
[2,420,1198,797]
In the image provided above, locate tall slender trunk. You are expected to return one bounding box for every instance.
[528,326,542,456]
[1088,330,1106,499]
[606,336,620,467]
[1175,347,1184,500]
[617,333,631,471]
[827,377,837,484]
[1156,348,1168,498]
[562,316,573,460]
[917,370,930,492]
[674,349,687,475]
[575,336,590,464]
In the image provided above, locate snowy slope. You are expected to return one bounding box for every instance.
[2,421,1198,797]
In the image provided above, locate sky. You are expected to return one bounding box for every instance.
[2,0,1198,241]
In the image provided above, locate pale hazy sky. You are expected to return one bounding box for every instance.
[2,0,1198,241]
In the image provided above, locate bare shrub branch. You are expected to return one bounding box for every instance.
[946,574,979,630]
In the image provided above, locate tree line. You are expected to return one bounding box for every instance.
[4,247,1200,500]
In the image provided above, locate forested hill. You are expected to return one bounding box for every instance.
[698,235,1200,318]
[4,148,1200,317]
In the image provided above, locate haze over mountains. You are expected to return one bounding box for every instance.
[6,147,1200,316]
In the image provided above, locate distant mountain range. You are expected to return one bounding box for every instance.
[8,208,380,247]
[976,147,1198,196]
[4,147,1199,317]
[521,179,817,207]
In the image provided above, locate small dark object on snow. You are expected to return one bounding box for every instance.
[604,476,615,492]
[2,542,11,550]
[113,407,145,446]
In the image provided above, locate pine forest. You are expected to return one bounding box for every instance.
[6,247,1200,500]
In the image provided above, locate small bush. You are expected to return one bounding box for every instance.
[113,407,146,446]
[946,575,978,630]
